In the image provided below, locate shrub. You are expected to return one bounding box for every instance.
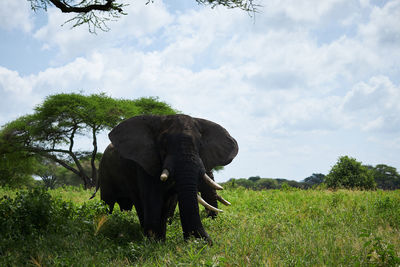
[0,187,108,241]
[0,187,54,238]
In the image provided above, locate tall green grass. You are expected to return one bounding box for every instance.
[1,187,399,266]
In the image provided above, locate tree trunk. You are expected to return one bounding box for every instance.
[90,127,98,188]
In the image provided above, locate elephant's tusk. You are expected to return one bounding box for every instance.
[217,194,231,206]
[197,194,223,213]
[203,173,224,190]
[160,169,169,182]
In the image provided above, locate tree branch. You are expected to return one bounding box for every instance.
[40,153,81,176]
[68,148,93,187]
[28,146,93,188]
[69,126,76,152]
[49,0,123,13]
[30,147,71,154]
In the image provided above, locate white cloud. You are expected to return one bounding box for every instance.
[354,0,400,83]
[343,76,400,133]
[0,67,31,94]
[264,0,347,23]
[0,0,33,32]
[0,67,38,124]
[359,0,400,48]
[362,117,384,131]
[0,54,107,125]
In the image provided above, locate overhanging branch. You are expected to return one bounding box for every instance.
[28,0,260,33]
[49,0,123,13]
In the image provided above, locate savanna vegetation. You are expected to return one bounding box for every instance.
[1,93,400,265]
[0,186,399,266]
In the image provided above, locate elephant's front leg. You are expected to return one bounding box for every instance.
[162,193,178,226]
[136,170,167,240]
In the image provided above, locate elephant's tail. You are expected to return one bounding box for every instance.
[90,151,105,200]
[89,178,100,199]
[89,187,98,199]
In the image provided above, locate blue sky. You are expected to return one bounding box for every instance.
[1,0,399,182]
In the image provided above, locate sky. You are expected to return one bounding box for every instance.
[0,0,399,182]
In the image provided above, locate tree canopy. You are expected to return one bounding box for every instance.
[0,93,176,188]
[0,150,38,188]
[368,164,400,190]
[325,156,376,190]
[28,0,258,32]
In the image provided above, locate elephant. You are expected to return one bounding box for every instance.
[92,114,238,244]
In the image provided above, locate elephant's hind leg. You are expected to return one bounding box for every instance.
[117,197,134,211]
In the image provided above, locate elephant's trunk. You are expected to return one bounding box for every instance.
[174,162,211,244]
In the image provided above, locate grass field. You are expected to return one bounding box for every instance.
[1,186,399,266]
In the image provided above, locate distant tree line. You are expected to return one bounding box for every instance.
[225,156,400,191]
[223,176,308,190]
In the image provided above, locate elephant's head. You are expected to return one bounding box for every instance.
[108,114,238,242]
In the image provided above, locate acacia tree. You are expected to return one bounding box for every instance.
[28,0,258,32]
[0,93,176,188]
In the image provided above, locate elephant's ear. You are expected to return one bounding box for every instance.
[109,115,163,177]
[196,118,239,171]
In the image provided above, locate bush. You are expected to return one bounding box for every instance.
[0,187,138,266]
[0,188,55,238]
[97,210,144,243]
[325,156,376,190]
[0,187,108,241]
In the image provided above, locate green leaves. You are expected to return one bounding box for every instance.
[0,187,109,246]
[0,188,54,238]
[31,93,176,137]
[0,151,39,188]
[131,97,178,116]
[325,156,376,190]
[360,229,400,266]
[35,93,122,137]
